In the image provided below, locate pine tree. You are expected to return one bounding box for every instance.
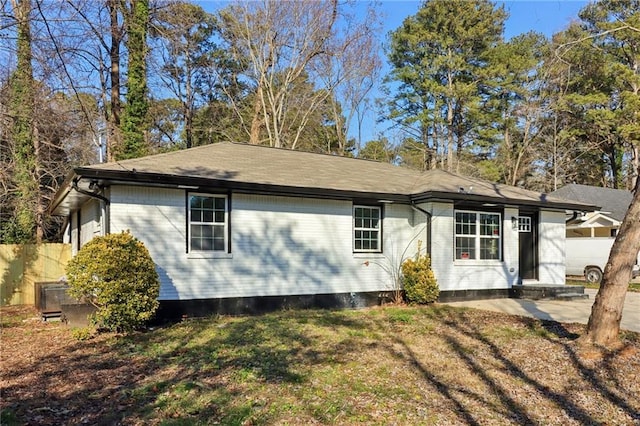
[386,0,507,172]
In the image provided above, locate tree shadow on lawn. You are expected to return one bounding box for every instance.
[105,310,368,422]
[520,316,639,420]
[2,305,639,425]
[414,309,637,424]
[1,308,379,425]
[440,314,595,425]
[1,332,147,425]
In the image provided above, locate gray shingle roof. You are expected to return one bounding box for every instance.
[550,184,632,221]
[51,142,597,215]
[84,142,422,195]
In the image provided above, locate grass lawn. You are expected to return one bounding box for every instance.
[1,304,639,425]
[566,278,640,292]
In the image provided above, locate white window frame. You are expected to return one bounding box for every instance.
[188,193,228,253]
[518,216,532,233]
[353,205,382,253]
[454,210,502,261]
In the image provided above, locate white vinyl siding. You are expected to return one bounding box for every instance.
[537,210,566,285]
[428,202,519,292]
[108,187,425,301]
[106,186,568,299]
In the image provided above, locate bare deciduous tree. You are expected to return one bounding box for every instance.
[216,0,381,151]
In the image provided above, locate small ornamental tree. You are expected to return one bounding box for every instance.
[66,231,160,332]
[401,242,439,304]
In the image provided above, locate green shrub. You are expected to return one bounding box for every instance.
[66,231,160,332]
[401,245,438,304]
[71,326,96,341]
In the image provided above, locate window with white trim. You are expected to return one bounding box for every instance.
[189,194,228,252]
[353,205,381,252]
[518,216,531,232]
[455,210,501,260]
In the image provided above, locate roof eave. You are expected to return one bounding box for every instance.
[53,168,599,214]
[411,191,599,212]
[49,170,81,216]
[65,168,412,204]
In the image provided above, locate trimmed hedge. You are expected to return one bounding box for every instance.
[66,231,160,332]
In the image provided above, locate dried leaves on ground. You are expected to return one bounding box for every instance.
[1,304,639,425]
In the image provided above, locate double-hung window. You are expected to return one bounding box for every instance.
[354,205,381,252]
[189,194,228,252]
[455,210,501,260]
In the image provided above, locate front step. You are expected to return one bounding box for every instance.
[511,284,588,301]
[41,311,62,321]
[549,292,589,301]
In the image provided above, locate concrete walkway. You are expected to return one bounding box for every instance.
[442,289,640,333]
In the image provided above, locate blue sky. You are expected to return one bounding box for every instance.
[360,0,588,142]
[501,1,586,38]
[376,1,586,40]
[196,0,589,143]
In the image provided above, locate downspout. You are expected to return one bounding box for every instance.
[72,177,111,236]
[72,177,110,205]
[410,202,432,257]
[567,210,579,223]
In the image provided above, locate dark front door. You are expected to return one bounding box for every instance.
[518,213,538,281]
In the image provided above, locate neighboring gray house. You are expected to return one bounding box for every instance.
[50,142,595,317]
[551,184,631,239]
[550,184,638,282]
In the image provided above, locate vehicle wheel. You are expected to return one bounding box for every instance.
[585,267,603,284]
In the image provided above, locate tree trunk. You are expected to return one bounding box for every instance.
[108,0,121,162]
[250,94,262,145]
[185,56,193,149]
[580,175,640,348]
[185,102,193,149]
[446,99,454,172]
[432,121,439,170]
[119,0,149,160]
[10,0,39,242]
[632,145,639,190]
[32,125,44,242]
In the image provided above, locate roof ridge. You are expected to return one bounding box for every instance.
[223,141,420,170]
[559,183,631,191]
[89,141,417,172]
[86,141,235,170]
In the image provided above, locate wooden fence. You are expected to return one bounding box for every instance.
[1,244,71,306]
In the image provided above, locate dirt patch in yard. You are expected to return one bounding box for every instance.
[1,304,639,425]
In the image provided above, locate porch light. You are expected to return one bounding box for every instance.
[511,216,518,230]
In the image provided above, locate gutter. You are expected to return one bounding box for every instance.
[72,177,110,205]
[410,202,432,257]
[410,191,599,212]
[70,168,411,204]
[72,177,110,236]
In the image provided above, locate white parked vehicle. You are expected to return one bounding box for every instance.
[552,184,639,284]
[565,237,640,283]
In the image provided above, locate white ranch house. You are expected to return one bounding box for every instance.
[50,143,595,317]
